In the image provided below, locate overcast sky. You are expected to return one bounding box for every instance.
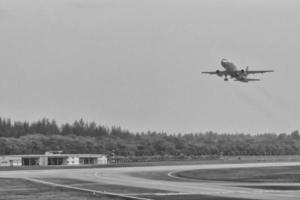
[0,0,300,134]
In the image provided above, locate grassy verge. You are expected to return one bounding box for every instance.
[175,166,300,183]
[140,194,258,200]
[38,177,171,194]
[1,155,300,171]
[239,185,300,190]
[0,178,127,200]
[1,177,256,200]
[0,160,230,171]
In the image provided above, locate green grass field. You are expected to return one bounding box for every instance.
[38,177,171,194]
[0,178,126,200]
[175,166,300,183]
[239,185,300,190]
[2,161,300,200]
[0,177,257,200]
[140,194,258,200]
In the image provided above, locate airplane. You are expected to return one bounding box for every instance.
[202,59,274,82]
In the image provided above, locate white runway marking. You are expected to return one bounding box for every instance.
[24,177,153,200]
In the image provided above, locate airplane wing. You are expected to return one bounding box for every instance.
[246,70,274,74]
[202,71,227,76]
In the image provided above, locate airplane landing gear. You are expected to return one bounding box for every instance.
[224,76,228,81]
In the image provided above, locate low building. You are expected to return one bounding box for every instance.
[0,152,107,167]
[0,156,22,167]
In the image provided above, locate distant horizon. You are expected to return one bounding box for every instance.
[0,116,297,135]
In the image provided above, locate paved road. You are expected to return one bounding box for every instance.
[1,162,300,200]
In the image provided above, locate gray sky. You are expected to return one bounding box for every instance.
[0,0,300,134]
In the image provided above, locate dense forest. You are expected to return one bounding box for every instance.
[0,117,300,160]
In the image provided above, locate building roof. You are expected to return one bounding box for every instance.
[1,154,107,158]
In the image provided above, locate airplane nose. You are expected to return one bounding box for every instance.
[221,58,228,64]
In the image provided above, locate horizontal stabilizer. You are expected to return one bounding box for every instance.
[235,78,260,82]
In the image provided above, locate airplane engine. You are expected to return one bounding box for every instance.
[216,70,222,77]
[240,69,248,75]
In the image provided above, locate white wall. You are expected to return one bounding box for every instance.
[0,156,22,167]
[66,156,79,165]
[97,156,108,165]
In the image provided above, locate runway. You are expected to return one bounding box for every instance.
[1,162,300,200]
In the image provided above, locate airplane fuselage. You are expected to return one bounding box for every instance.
[221,59,239,77]
[220,59,250,82]
[202,59,273,82]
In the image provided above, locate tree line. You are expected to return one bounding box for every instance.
[0,117,300,158]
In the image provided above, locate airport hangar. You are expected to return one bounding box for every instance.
[0,151,108,167]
